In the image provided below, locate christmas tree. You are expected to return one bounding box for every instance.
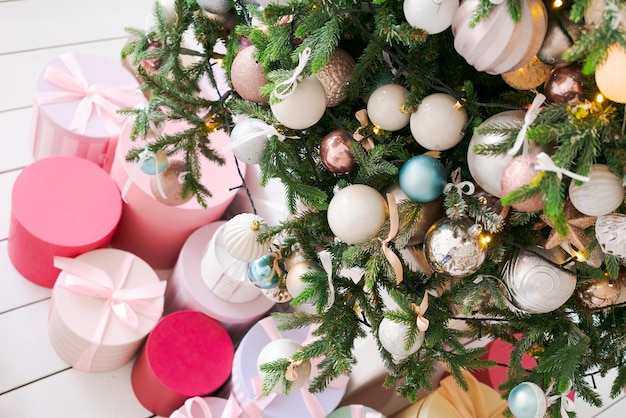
[122,0,626,415]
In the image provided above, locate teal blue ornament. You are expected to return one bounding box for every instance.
[140,150,168,175]
[399,155,447,202]
[508,382,548,418]
[247,255,281,289]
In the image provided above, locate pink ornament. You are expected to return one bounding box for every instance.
[231,46,268,103]
[500,154,544,212]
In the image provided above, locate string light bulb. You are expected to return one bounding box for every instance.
[372,126,382,135]
[553,0,563,7]
[596,93,604,103]
[479,233,492,247]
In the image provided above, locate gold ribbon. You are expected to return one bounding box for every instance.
[411,292,430,333]
[353,109,375,151]
[285,358,305,382]
[380,193,403,285]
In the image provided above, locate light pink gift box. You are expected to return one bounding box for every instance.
[48,248,166,372]
[30,53,142,172]
[165,221,274,343]
[110,121,244,269]
[8,156,122,288]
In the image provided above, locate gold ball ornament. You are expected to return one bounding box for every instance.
[596,44,626,104]
[315,48,355,107]
[150,160,193,206]
[501,56,553,90]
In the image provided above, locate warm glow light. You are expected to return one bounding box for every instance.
[597,94,604,103]
[480,234,492,246]
[372,126,382,135]
[574,251,586,262]
[553,0,563,7]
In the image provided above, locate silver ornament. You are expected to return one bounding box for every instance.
[537,13,581,66]
[596,213,626,259]
[503,248,576,313]
[578,277,621,309]
[196,0,232,15]
[423,218,487,278]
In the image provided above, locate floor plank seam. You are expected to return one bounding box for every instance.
[0,297,52,315]
[0,367,72,396]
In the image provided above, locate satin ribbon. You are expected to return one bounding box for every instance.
[444,168,475,196]
[546,382,575,418]
[531,152,591,182]
[349,404,383,418]
[53,254,166,370]
[170,397,215,418]
[222,120,286,153]
[37,53,139,135]
[120,148,167,203]
[353,109,375,150]
[411,292,430,333]
[273,48,312,100]
[507,93,546,156]
[380,193,403,285]
[319,251,336,309]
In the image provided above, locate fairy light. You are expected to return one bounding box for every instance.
[372,126,382,135]
[553,0,563,7]
[597,93,605,103]
[574,251,586,262]
[479,233,492,247]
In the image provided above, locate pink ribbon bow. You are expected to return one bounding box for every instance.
[349,404,383,418]
[170,396,245,418]
[38,53,139,135]
[53,253,166,370]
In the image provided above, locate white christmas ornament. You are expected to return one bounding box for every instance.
[367,84,410,131]
[378,317,425,362]
[257,339,312,394]
[286,260,324,299]
[222,213,272,262]
[410,93,467,151]
[327,184,388,244]
[227,118,278,164]
[596,44,626,104]
[403,0,460,34]
[270,76,326,130]
[569,164,624,216]
[596,214,626,259]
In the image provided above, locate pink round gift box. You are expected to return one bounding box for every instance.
[110,121,244,269]
[30,52,141,172]
[8,156,122,288]
[165,221,274,343]
[131,310,234,417]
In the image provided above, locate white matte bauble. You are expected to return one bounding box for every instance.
[223,213,271,261]
[410,93,467,151]
[257,339,311,394]
[270,76,327,130]
[229,118,271,164]
[596,214,626,259]
[403,0,459,34]
[503,248,576,314]
[367,84,410,132]
[327,184,388,244]
[569,165,624,216]
[596,44,626,104]
[286,260,324,299]
[378,317,425,362]
[467,110,524,197]
[196,0,232,14]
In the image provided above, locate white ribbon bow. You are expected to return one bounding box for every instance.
[445,167,475,196]
[319,251,336,310]
[121,148,167,202]
[222,119,285,153]
[531,152,591,182]
[508,93,546,156]
[272,48,312,100]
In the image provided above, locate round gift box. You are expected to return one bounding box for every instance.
[231,317,348,417]
[131,310,234,417]
[169,396,228,417]
[110,121,244,269]
[48,248,165,372]
[8,156,122,288]
[165,221,274,343]
[328,405,386,418]
[30,52,141,172]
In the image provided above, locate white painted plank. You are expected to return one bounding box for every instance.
[0,108,35,173]
[0,300,67,394]
[0,0,153,55]
[0,169,19,241]
[0,363,152,418]
[0,241,51,314]
[0,39,132,112]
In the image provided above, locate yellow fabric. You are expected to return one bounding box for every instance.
[391,372,508,418]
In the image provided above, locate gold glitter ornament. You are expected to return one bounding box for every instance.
[501,56,553,90]
[150,160,193,206]
[315,48,355,107]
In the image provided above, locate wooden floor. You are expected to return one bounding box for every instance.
[0,0,624,416]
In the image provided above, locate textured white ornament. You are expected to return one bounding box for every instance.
[596,214,626,259]
[378,317,425,362]
[257,339,311,394]
[229,118,272,164]
[410,93,467,151]
[327,184,388,244]
[286,260,324,299]
[596,44,626,104]
[222,213,271,261]
[270,76,327,130]
[403,0,459,34]
[569,165,624,216]
[503,248,576,313]
[467,110,524,197]
[367,84,410,131]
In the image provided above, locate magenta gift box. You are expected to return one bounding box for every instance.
[165,221,274,343]
[109,121,244,269]
[8,156,122,288]
[30,53,141,172]
[230,317,349,418]
[131,310,234,417]
[49,248,165,372]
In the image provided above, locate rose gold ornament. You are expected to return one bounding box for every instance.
[316,48,355,107]
[319,130,356,174]
[231,46,268,103]
[500,154,544,212]
[543,64,585,104]
[150,160,193,206]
